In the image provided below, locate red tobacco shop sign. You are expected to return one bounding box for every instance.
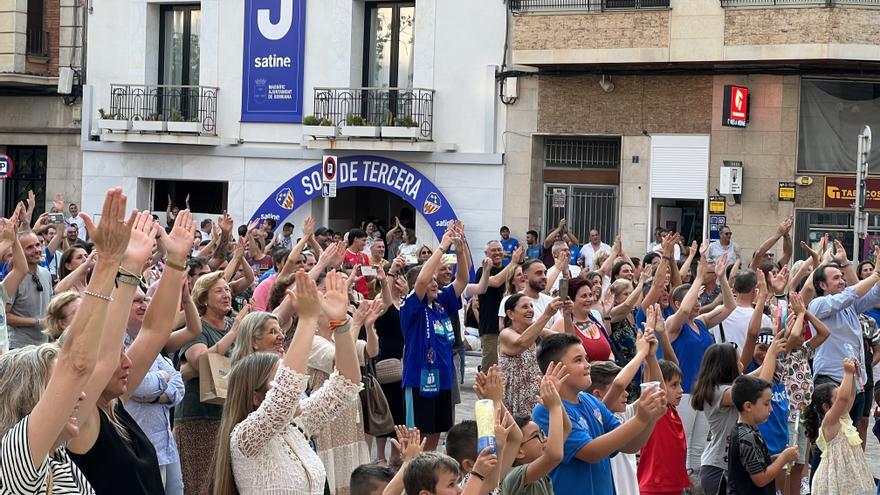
[823,176,880,210]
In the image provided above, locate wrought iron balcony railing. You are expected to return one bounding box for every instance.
[312,87,434,140]
[509,0,670,12]
[26,29,49,56]
[108,84,218,134]
[720,0,880,6]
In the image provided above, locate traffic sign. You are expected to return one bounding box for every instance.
[0,155,12,179]
[322,155,337,184]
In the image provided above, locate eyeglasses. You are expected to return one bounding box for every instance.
[31,272,43,292]
[724,232,733,236]
[523,430,546,445]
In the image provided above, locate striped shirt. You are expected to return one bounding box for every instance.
[0,416,94,494]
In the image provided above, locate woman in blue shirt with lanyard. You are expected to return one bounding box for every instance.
[400,221,470,453]
[663,247,736,477]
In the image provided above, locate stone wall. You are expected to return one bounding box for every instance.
[537,74,713,135]
[724,7,880,46]
[512,11,669,51]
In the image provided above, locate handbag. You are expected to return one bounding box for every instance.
[360,355,395,436]
[199,352,231,405]
[374,358,403,384]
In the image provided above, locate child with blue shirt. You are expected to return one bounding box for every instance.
[531,333,666,495]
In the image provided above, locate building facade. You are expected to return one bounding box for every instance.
[504,0,880,261]
[0,0,85,214]
[81,0,508,250]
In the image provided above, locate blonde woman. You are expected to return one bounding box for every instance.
[67,210,193,495]
[212,270,362,495]
[43,291,81,341]
[174,270,249,494]
[230,312,284,365]
[0,188,131,494]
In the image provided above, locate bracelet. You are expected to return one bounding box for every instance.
[83,290,113,302]
[470,471,486,482]
[775,293,788,299]
[116,271,142,287]
[332,320,352,335]
[164,259,187,272]
[437,245,447,254]
[838,262,851,268]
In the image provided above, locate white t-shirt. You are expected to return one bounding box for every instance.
[707,241,738,266]
[547,265,582,293]
[579,242,611,270]
[716,305,772,349]
[498,291,560,328]
[611,404,639,495]
[649,242,682,261]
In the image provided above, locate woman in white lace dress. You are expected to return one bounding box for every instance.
[212,270,363,495]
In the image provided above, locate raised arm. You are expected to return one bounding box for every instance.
[699,253,735,329]
[27,189,131,467]
[464,257,492,298]
[602,330,649,408]
[821,358,858,443]
[488,246,522,288]
[500,299,562,355]
[596,236,621,278]
[1,218,28,298]
[679,240,697,281]
[666,253,707,342]
[279,217,314,278]
[122,211,193,403]
[667,234,683,290]
[543,220,564,249]
[164,280,202,353]
[751,215,792,270]
[452,224,472,298]
[609,270,647,323]
[414,227,455,300]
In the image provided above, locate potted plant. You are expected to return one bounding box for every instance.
[301,115,338,139]
[381,115,421,140]
[167,110,202,133]
[96,108,130,132]
[340,113,380,138]
[132,112,167,132]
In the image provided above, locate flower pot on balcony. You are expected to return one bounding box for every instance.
[132,119,167,132]
[341,125,380,138]
[168,121,202,133]
[381,126,420,140]
[302,125,338,139]
[98,119,131,132]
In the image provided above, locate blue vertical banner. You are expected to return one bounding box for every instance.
[241,0,306,123]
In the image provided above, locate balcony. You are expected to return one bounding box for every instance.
[509,0,670,12]
[26,29,48,57]
[97,84,220,145]
[307,87,434,142]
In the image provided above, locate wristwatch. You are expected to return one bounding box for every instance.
[116,271,141,287]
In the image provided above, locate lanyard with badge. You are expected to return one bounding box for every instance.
[420,308,440,397]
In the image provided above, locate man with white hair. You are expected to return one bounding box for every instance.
[546,240,582,293]
[475,240,523,370]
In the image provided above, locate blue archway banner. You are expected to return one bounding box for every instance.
[250,155,460,249]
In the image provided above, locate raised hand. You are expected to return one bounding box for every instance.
[472,447,498,479]
[474,364,503,403]
[320,270,349,321]
[234,302,252,327]
[54,193,64,212]
[218,211,234,234]
[714,253,728,279]
[831,239,848,265]
[288,270,320,320]
[544,361,570,392]
[390,426,425,463]
[843,357,857,375]
[635,328,650,356]
[363,298,385,327]
[83,188,134,264]
[778,215,794,236]
[302,216,315,238]
[789,291,805,315]
[481,257,492,272]
[0,218,15,244]
[159,209,195,265]
[769,265,789,294]
[26,190,35,212]
[545,298,564,318]
[634,387,665,423]
[536,375,562,410]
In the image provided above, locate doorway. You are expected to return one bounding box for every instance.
[327,186,415,236]
[652,199,705,246]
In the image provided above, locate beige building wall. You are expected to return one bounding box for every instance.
[0,0,27,72]
[708,75,798,260]
[502,76,540,239]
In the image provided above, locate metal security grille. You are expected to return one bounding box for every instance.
[544,185,618,246]
[509,0,670,11]
[544,136,621,170]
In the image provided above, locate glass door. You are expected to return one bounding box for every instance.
[363,2,415,125]
[159,5,201,121]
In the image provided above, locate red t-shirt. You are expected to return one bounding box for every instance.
[638,406,689,494]
[343,250,370,297]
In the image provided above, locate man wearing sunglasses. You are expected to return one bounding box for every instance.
[707,226,739,267]
[6,232,54,349]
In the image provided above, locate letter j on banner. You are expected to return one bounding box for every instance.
[241,0,306,123]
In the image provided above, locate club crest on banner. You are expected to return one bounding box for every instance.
[423,192,442,215]
[275,188,295,209]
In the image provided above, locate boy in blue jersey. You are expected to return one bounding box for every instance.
[531,333,666,495]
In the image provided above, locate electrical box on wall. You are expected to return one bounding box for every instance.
[720,163,743,195]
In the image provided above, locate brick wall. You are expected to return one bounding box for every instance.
[24,0,59,76]
[537,74,713,135]
[724,7,880,46]
[512,11,669,51]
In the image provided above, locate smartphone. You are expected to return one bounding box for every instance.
[48,213,64,224]
[404,255,419,265]
[441,253,456,264]
[360,265,377,277]
[559,278,569,301]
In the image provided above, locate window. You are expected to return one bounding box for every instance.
[4,147,47,218]
[26,0,47,56]
[543,185,618,246]
[159,5,201,87]
[364,2,415,89]
[793,209,880,263]
[152,180,227,215]
[544,137,620,170]
[798,78,880,173]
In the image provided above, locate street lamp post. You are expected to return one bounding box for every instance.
[853,125,872,260]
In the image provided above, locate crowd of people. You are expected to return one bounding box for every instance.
[0,188,877,495]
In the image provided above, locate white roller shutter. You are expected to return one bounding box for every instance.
[650,135,710,200]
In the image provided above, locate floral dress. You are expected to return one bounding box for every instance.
[811,415,875,495]
[230,365,362,494]
[498,346,542,417]
[307,336,371,495]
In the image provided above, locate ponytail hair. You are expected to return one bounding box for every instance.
[804,382,836,443]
